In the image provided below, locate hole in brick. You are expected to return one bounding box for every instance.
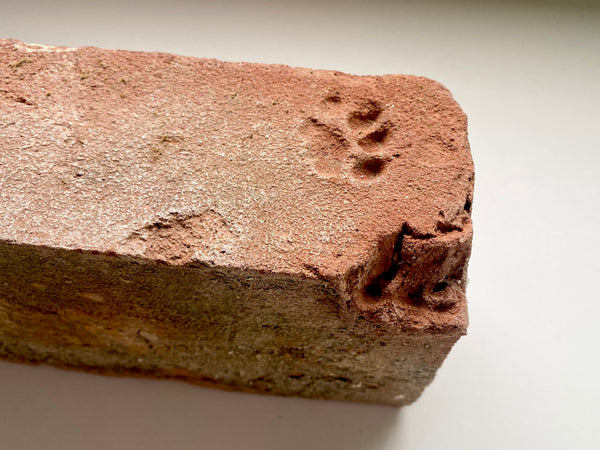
[358,283,385,307]
[352,157,387,179]
[380,264,398,282]
[15,97,33,105]
[433,281,448,292]
[358,126,390,152]
[407,288,425,306]
[362,128,388,144]
[324,94,341,103]
[153,222,171,229]
[464,196,472,213]
[364,282,383,298]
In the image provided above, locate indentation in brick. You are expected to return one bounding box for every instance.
[125,210,235,265]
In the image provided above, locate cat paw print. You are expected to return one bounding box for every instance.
[303,96,394,181]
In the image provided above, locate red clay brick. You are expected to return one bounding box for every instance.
[0,39,474,405]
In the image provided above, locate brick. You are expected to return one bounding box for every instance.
[0,39,474,405]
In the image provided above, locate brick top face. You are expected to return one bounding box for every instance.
[0,39,473,287]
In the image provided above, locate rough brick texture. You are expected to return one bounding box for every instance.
[0,39,474,405]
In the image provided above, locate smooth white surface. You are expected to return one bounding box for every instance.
[1,1,599,449]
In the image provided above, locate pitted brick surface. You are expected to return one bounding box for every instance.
[0,39,474,405]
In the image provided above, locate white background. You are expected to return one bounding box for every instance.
[1,1,599,449]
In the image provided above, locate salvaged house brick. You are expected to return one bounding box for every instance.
[0,39,474,405]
